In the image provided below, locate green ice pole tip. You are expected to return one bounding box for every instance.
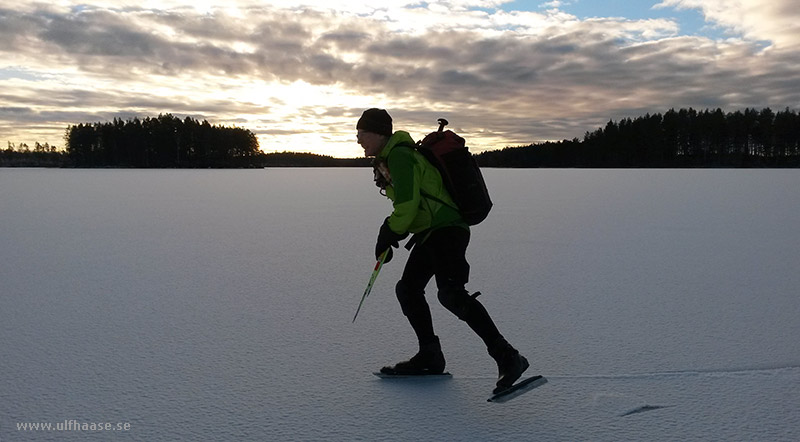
[352,249,389,323]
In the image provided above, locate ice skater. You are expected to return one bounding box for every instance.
[356,108,529,394]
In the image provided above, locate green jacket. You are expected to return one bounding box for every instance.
[378,131,467,235]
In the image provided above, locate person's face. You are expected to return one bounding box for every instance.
[357,130,385,157]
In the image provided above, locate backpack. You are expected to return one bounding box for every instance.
[415,119,493,225]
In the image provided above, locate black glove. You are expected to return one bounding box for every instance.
[375,218,408,264]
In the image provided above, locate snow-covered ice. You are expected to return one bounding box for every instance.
[1,168,798,441]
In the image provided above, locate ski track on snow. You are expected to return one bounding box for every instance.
[441,365,800,418]
[454,363,800,381]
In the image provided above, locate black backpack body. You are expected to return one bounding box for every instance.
[415,119,492,225]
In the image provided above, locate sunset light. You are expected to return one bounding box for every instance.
[1,0,798,157]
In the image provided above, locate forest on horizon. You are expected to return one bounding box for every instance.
[476,107,800,168]
[2,107,798,168]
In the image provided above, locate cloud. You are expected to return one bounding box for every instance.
[0,1,798,156]
[656,0,800,49]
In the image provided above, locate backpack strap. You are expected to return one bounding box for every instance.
[404,229,432,251]
[420,188,459,212]
[393,141,461,212]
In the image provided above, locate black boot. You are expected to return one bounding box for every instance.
[381,337,446,375]
[489,337,529,394]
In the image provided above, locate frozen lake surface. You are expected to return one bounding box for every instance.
[1,168,799,441]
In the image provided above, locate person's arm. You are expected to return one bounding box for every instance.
[385,146,420,234]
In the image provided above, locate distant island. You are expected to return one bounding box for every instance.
[2,108,798,168]
[476,107,800,168]
[2,114,370,168]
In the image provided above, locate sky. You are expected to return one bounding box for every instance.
[1,0,798,158]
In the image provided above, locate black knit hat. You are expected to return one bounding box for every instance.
[356,108,392,136]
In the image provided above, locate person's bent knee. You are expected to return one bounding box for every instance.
[396,280,424,317]
[437,287,472,320]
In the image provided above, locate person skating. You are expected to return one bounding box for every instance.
[356,108,528,393]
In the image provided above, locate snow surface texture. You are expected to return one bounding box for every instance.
[1,168,798,441]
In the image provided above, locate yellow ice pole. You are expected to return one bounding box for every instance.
[352,249,389,323]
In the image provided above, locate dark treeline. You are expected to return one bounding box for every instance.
[1,142,70,167]
[0,146,369,168]
[65,114,261,167]
[261,152,369,167]
[4,113,369,168]
[60,114,369,167]
[477,107,800,167]
[5,107,799,168]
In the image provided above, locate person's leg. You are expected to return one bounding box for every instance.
[430,227,529,392]
[429,227,502,346]
[396,242,437,347]
[380,238,445,375]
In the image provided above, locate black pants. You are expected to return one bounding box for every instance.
[396,227,502,348]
